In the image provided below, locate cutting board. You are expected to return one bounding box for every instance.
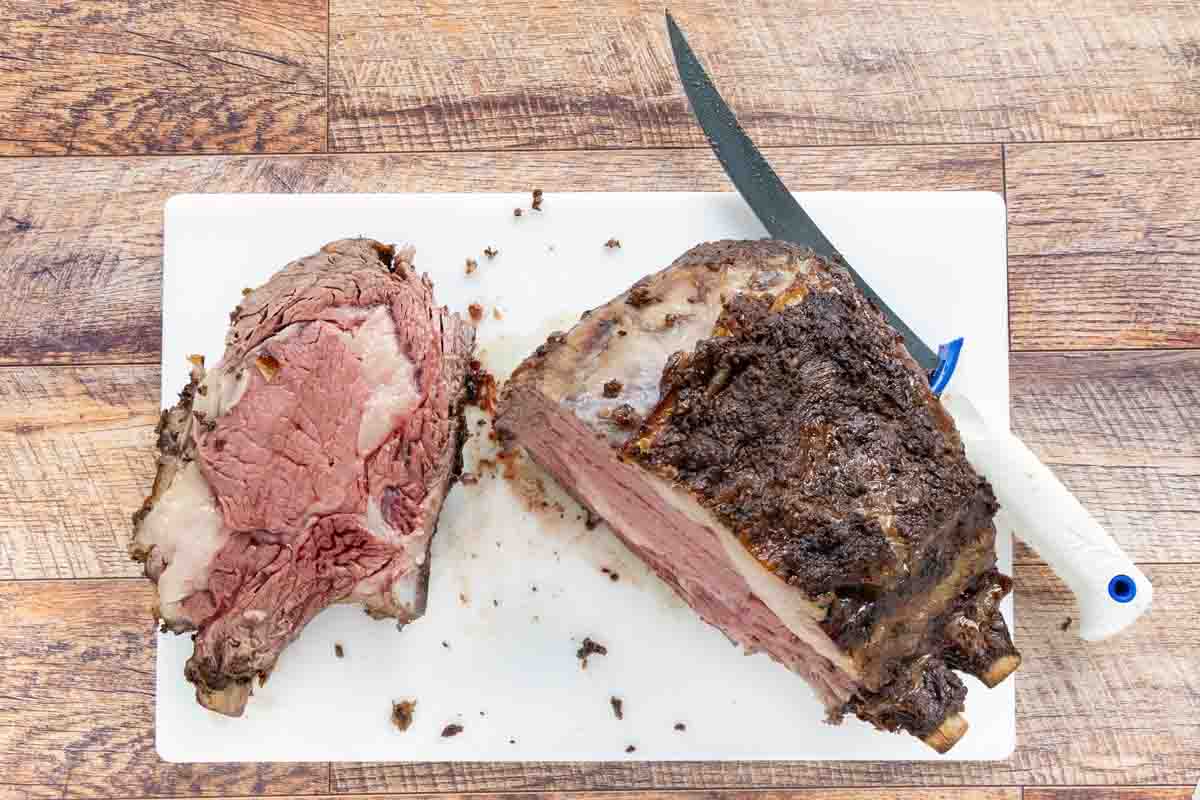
[159,191,1013,763]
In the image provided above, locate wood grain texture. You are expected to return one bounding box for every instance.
[0,0,327,155]
[0,366,157,579]
[0,567,1194,794]
[143,792,1021,800]
[1027,790,1195,800]
[1007,142,1200,350]
[0,580,329,799]
[1009,349,1200,564]
[0,147,998,365]
[314,563,1184,789]
[329,0,1200,152]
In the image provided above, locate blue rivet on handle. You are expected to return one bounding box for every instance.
[929,337,964,396]
[1108,574,1136,603]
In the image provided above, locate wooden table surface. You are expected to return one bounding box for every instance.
[1,1,1198,798]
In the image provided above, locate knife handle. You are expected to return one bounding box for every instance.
[941,392,1153,641]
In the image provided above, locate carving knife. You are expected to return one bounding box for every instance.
[666,11,1151,640]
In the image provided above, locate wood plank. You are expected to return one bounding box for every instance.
[0,366,157,580]
[0,581,328,798]
[0,0,326,155]
[1027,790,1195,800]
[1009,349,1200,564]
[103,792,1021,800]
[3,567,1195,794]
[305,562,1177,788]
[329,0,1200,152]
[5,349,1193,581]
[0,147,999,365]
[0,786,66,800]
[1007,142,1200,350]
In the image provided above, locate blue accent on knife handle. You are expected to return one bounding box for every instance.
[1108,574,1137,603]
[928,337,963,396]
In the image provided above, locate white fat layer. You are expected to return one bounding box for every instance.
[644,477,861,678]
[192,361,251,420]
[134,462,227,619]
[556,258,798,446]
[347,306,419,454]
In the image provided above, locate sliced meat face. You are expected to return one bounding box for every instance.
[132,238,474,716]
[497,239,1018,751]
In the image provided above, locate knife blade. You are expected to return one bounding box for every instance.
[666,10,941,377]
[665,10,1151,640]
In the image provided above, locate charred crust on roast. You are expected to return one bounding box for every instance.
[848,656,967,747]
[576,636,607,668]
[627,288,984,599]
[609,403,642,429]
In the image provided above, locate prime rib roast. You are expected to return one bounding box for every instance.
[131,238,474,716]
[496,240,1020,752]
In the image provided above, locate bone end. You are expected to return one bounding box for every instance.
[980,652,1022,688]
[923,712,969,754]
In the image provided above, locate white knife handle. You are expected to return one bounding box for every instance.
[941,391,1153,641]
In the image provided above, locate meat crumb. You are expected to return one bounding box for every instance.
[441,723,464,738]
[1060,617,1073,631]
[610,696,624,720]
[605,238,621,249]
[493,306,503,320]
[601,567,620,582]
[241,287,253,297]
[576,636,608,668]
[465,360,498,413]
[334,643,345,658]
[625,745,636,753]
[509,738,517,744]
[584,509,603,530]
[674,722,687,731]
[513,207,523,217]
[186,354,205,369]
[465,258,478,275]
[442,640,450,648]
[610,403,642,429]
[531,189,544,211]
[602,379,623,398]
[483,246,499,259]
[468,303,484,322]
[391,699,417,732]
[617,329,628,337]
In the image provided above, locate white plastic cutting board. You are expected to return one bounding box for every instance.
[159,191,1014,763]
